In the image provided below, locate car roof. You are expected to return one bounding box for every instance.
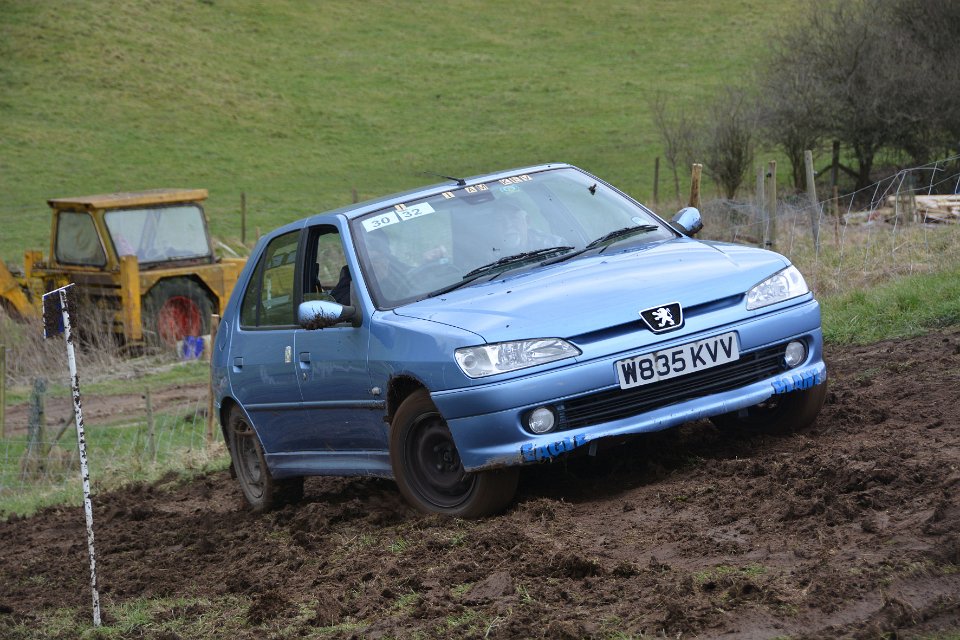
[303,162,573,225]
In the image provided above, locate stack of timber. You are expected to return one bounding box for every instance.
[883,194,960,223]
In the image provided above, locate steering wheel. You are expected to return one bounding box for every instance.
[405,259,462,290]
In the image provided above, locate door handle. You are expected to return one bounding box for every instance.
[233,356,243,369]
[298,352,311,381]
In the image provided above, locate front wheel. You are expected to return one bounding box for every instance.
[390,390,518,518]
[225,405,304,512]
[710,379,828,432]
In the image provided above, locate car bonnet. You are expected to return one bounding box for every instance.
[391,238,792,343]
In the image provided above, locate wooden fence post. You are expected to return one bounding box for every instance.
[688,163,703,210]
[904,172,916,225]
[804,150,821,250]
[0,344,5,439]
[832,185,841,247]
[21,377,47,479]
[207,314,221,447]
[765,160,777,248]
[145,386,156,462]
[653,157,660,206]
[755,165,766,248]
[830,140,840,192]
[241,192,247,245]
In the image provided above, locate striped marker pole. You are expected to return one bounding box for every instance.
[43,285,100,627]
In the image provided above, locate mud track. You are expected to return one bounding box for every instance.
[2,329,959,638]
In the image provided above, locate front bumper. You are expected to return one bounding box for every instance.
[431,299,826,471]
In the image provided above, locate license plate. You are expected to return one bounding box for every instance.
[615,331,739,390]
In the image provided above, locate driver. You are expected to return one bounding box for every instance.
[492,203,565,254]
[363,232,411,300]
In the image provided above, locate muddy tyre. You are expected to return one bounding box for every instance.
[225,405,304,513]
[710,380,828,433]
[143,278,213,347]
[390,389,518,518]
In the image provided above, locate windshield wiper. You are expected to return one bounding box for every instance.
[425,246,574,298]
[542,224,661,266]
[584,224,661,250]
[462,246,575,279]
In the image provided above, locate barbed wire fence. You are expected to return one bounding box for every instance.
[1,157,958,515]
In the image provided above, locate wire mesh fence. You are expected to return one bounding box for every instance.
[694,155,960,298]
[0,375,228,517]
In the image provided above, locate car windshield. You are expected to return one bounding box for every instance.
[105,205,211,264]
[351,167,674,308]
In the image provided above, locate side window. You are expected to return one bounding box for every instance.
[56,211,106,266]
[303,226,350,306]
[239,230,300,327]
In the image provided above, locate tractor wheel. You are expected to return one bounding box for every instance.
[143,279,213,347]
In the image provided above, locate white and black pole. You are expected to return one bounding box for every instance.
[43,284,101,627]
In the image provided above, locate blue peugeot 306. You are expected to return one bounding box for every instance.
[212,163,826,517]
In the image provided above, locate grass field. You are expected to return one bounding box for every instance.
[0,0,790,262]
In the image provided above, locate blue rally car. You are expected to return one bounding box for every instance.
[212,164,826,517]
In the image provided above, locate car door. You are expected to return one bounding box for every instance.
[294,223,387,452]
[227,228,304,453]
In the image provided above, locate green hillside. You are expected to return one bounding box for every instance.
[0,0,791,261]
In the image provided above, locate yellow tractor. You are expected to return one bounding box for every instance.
[0,189,245,346]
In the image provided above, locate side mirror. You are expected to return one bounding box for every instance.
[298,300,357,329]
[670,207,703,236]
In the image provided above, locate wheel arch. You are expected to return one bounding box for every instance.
[143,274,218,310]
[219,397,268,446]
[386,374,430,425]
[218,396,240,444]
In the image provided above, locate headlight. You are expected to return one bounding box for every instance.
[455,338,580,378]
[746,265,809,310]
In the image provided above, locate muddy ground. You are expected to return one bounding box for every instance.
[1,328,958,639]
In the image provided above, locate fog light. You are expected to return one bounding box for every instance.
[527,407,556,434]
[784,341,806,367]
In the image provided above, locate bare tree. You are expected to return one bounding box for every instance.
[650,93,700,202]
[757,0,960,192]
[755,46,830,190]
[703,88,754,200]
[882,0,960,164]
[775,2,891,191]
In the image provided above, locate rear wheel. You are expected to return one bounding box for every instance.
[390,389,518,518]
[710,380,828,433]
[143,278,213,347]
[225,405,304,512]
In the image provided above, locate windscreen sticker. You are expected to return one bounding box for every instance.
[442,191,456,199]
[362,211,401,232]
[363,202,436,232]
[500,185,520,193]
[394,201,435,221]
[498,174,533,186]
[464,184,489,193]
